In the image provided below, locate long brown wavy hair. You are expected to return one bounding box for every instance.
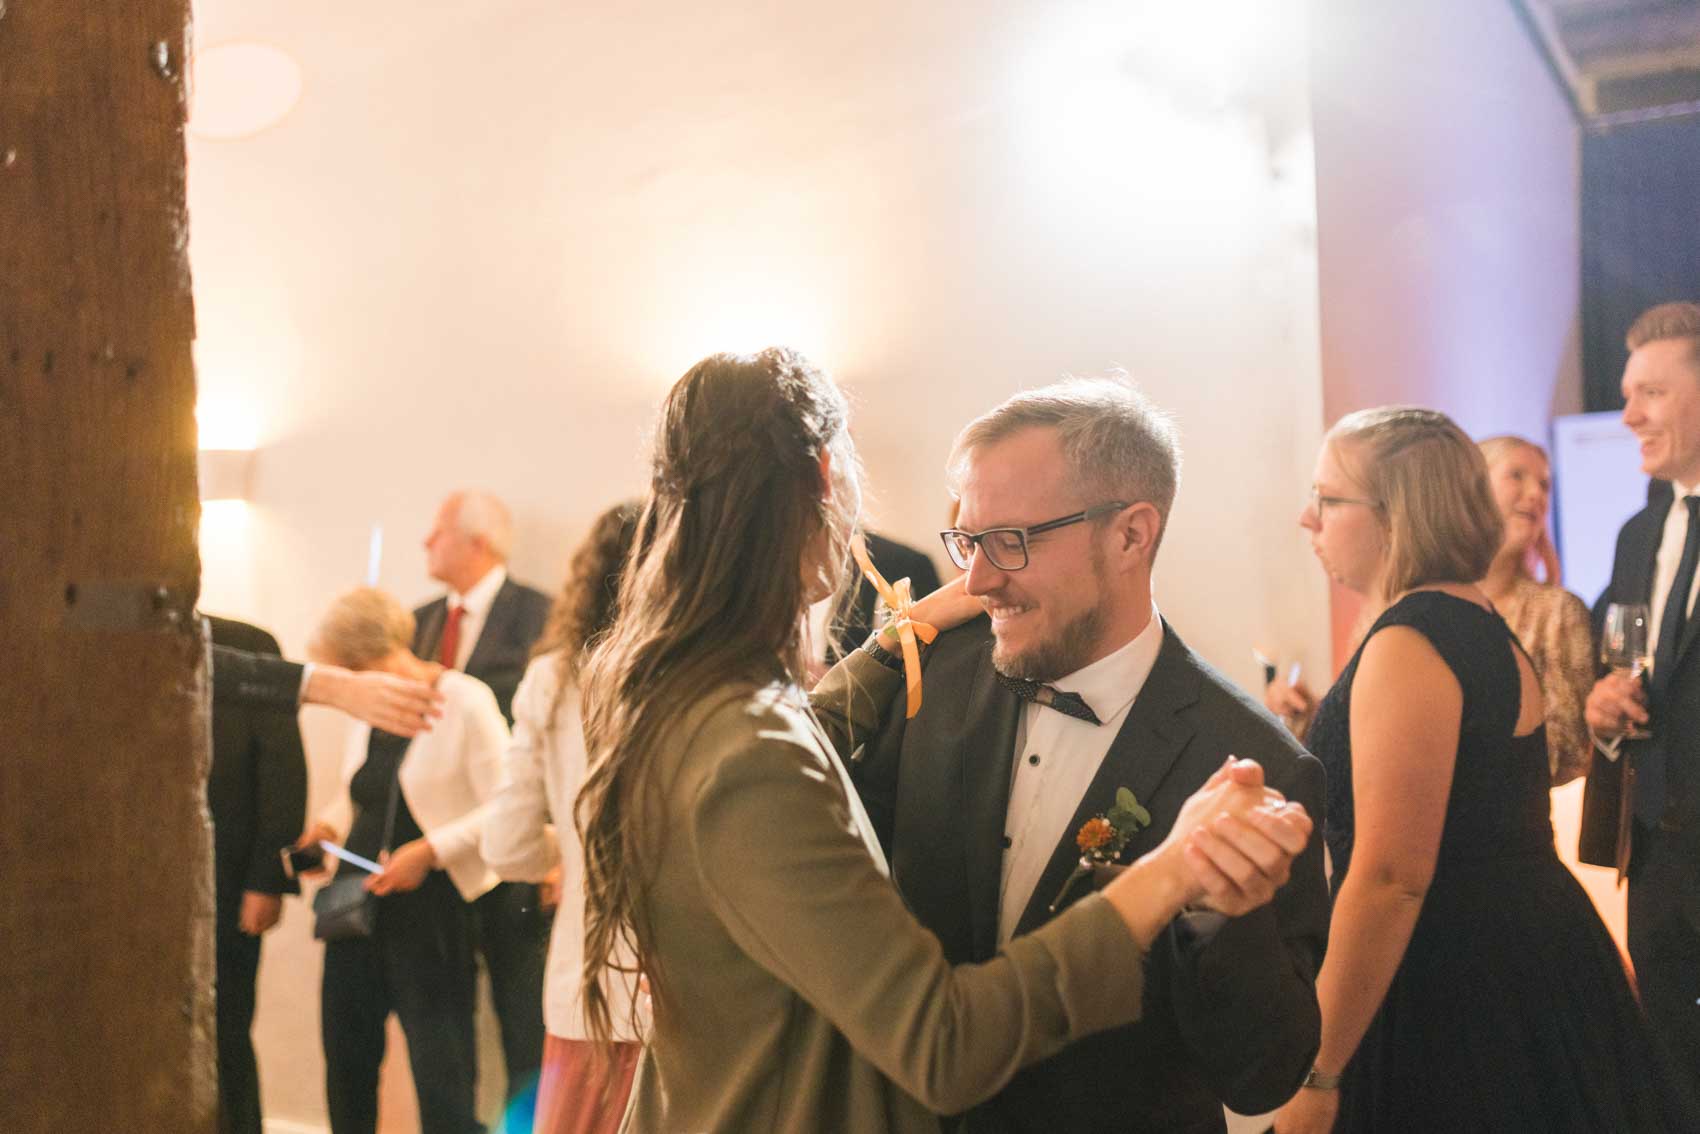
[576,347,858,1044]
[531,500,644,719]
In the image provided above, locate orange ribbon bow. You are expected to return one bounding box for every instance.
[850,533,937,718]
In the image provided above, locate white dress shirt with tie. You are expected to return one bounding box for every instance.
[1599,484,1700,764]
[998,603,1164,944]
[443,564,507,670]
[1649,483,1700,654]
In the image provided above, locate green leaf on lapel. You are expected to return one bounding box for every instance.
[1111,787,1152,831]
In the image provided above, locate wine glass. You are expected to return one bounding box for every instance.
[1600,603,1653,740]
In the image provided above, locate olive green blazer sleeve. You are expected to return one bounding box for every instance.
[808,646,905,760]
[685,701,1148,1116]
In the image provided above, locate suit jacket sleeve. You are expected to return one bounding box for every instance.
[211,645,305,709]
[1161,748,1328,1113]
[691,724,1149,1116]
[243,701,308,895]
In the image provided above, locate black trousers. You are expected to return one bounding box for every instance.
[474,881,548,1096]
[1629,822,1700,1105]
[215,905,263,1134]
[322,872,483,1134]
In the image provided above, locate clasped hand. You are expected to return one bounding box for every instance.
[1164,758,1313,916]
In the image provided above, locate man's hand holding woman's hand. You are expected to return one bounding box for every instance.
[1102,758,1312,945]
[1168,758,1313,915]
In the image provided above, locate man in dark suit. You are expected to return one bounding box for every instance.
[206,617,309,1134]
[1582,301,1700,1101]
[832,531,944,656]
[412,489,551,1103]
[850,379,1327,1133]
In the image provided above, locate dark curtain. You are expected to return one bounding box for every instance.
[1582,113,1700,411]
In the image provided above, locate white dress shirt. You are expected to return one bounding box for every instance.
[1649,482,1700,662]
[998,605,1164,943]
[444,564,508,670]
[482,656,644,1041]
[320,670,510,901]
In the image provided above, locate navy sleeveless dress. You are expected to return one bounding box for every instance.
[1310,591,1695,1131]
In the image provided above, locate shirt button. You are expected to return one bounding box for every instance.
[1028,753,1040,766]
[1001,835,1013,849]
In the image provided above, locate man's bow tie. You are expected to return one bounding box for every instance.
[995,671,1102,726]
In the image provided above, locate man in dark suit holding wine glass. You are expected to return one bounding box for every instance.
[1583,301,1700,1101]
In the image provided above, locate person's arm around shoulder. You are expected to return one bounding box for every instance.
[306,664,445,737]
[810,577,983,756]
[1273,626,1460,1134]
[483,660,564,882]
[810,579,983,849]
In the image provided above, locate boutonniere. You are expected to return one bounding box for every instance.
[1049,787,1152,913]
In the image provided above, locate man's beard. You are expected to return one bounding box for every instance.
[992,600,1106,684]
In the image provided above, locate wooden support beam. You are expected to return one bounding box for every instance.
[0,3,215,1131]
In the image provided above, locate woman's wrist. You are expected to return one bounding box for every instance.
[1104,843,1193,949]
[1301,1064,1343,1091]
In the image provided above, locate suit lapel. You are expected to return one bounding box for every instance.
[958,639,1022,960]
[464,579,514,676]
[1014,623,1200,937]
[415,598,447,662]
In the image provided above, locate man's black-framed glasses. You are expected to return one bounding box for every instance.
[939,501,1129,572]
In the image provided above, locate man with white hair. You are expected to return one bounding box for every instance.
[414,489,552,1110]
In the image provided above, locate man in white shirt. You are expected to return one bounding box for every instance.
[849,378,1328,1133]
[1583,301,1700,1101]
[412,489,553,1110]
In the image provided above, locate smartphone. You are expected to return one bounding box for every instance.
[280,842,324,879]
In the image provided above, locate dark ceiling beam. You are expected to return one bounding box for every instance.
[1595,65,1700,111]
[1558,7,1700,68]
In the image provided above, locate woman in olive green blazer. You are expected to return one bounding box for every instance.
[576,349,1312,1134]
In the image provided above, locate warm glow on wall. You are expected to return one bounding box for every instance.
[1017,0,1293,108]
[196,391,260,452]
[629,194,854,387]
[1010,0,1285,223]
[189,42,304,141]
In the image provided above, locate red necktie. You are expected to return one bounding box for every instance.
[439,603,466,669]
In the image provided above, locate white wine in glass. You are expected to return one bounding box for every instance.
[1600,602,1653,740]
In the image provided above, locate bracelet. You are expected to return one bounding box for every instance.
[1301,1065,1343,1091]
[861,634,905,673]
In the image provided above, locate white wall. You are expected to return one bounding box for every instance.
[187,1,1329,1127]
[1310,0,1583,438]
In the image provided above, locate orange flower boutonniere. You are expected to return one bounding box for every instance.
[1050,787,1153,913]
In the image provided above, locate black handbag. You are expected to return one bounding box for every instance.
[311,765,401,942]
